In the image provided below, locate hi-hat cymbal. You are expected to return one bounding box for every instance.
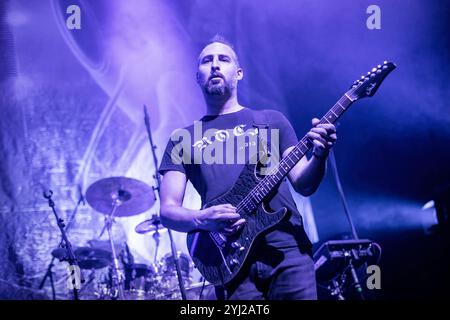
[51,248,67,260]
[86,177,155,217]
[51,247,113,269]
[78,258,110,270]
[74,247,112,260]
[74,247,112,269]
[135,215,165,234]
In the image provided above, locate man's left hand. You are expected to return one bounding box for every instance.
[306,118,337,158]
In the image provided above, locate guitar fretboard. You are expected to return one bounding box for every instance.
[237,92,355,214]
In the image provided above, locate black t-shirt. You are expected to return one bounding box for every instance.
[159,107,311,249]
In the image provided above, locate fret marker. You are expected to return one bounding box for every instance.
[344,93,354,102]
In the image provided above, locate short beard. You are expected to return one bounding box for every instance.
[205,82,226,96]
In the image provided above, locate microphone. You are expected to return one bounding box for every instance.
[43,189,53,199]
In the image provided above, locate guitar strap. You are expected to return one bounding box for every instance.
[251,109,271,160]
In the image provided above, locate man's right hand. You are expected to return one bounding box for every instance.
[196,204,245,232]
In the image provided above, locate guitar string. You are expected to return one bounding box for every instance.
[235,94,351,212]
[237,104,345,211]
[235,78,367,212]
[234,86,358,214]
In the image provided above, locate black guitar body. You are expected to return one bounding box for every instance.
[186,161,287,286]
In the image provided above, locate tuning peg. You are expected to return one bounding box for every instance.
[376,69,382,74]
[370,73,376,78]
[361,76,365,79]
[383,60,388,64]
[371,68,377,72]
[377,64,381,68]
[367,71,371,75]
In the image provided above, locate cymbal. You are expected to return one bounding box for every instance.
[135,216,165,234]
[86,177,155,217]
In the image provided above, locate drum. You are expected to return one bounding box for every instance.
[159,252,194,297]
[160,252,193,277]
[123,263,159,300]
[73,267,113,300]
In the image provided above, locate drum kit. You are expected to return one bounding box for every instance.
[41,107,214,300]
[50,176,202,300]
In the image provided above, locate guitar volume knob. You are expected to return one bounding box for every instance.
[230,258,239,266]
[231,241,242,249]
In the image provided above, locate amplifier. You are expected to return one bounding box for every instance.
[313,239,374,283]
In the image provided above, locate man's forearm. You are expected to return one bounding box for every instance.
[160,205,202,233]
[292,154,327,196]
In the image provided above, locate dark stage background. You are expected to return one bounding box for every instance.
[0,0,449,299]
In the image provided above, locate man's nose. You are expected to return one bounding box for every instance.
[211,57,220,70]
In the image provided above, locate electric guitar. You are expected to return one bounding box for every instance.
[187,61,396,286]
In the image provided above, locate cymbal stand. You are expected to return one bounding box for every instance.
[153,227,161,264]
[144,104,187,300]
[102,199,125,300]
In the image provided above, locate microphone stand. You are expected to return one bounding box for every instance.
[42,190,82,300]
[38,254,57,300]
[328,149,359,240]
[152,223,161,264]
[143,104,187,300]
[328,149,365,300]
[39,187,84,299]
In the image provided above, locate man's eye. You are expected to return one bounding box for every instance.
[220,56,231,62]
[202,57,212,63]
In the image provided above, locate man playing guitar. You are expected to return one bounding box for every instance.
[158,35,337,300]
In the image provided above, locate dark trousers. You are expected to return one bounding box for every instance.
[214,245,317,300]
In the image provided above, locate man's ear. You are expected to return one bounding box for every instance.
[236,68,244,81]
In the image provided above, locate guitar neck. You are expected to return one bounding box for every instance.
[242,92,355,208]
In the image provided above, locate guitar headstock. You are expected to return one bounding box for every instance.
[348,61,396,101]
